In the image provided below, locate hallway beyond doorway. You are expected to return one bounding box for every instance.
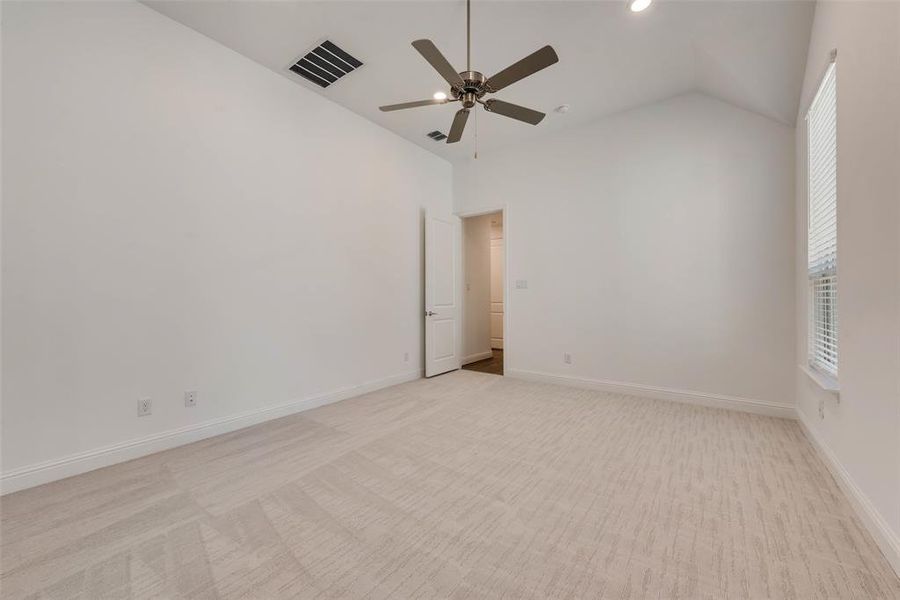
[462,349,504,375]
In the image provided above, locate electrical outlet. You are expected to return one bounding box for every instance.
[403,352,410,363]
[818,398,825,419]
[137,398,152,417]
[564,353,572,365]
[184,390,197,408]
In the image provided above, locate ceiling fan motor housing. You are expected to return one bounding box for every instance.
[452,71,488,108]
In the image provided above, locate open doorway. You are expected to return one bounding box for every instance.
[461,211,504,375]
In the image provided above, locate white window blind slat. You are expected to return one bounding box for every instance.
[806,61,838,377]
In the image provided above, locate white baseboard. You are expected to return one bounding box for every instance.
[505,368,795,419]
[796,408,900,577]
[462,351,493,365]
[0,369,422,496]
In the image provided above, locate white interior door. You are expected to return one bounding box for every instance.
[425,212,460,377]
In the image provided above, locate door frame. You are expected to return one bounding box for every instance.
[456,205,509,375]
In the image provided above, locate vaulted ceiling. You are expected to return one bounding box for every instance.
[145,0,815,161]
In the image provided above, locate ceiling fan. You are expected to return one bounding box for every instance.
[379,0,559,144]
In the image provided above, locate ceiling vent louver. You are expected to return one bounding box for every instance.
[289,40,363,88]
[427,130,448,141]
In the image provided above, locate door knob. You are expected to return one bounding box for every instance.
[425,310,438,317]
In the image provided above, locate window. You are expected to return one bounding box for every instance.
[806,61,837,377]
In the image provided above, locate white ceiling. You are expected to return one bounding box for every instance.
[144,0,815,162]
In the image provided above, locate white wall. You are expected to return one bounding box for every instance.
[462,214,492,363]
[1,0,452,490]
[793,0,900,573]
[455,93,796,410]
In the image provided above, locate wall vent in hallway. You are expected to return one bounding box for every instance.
[289,40,363,88]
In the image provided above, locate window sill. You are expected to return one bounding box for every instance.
[800,364,840,396]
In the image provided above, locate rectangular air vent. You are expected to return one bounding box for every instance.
[289,40,363,88]
[427,130,448,141]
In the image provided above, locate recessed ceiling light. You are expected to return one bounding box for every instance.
[433,91,448,100]
[628,0,652,12]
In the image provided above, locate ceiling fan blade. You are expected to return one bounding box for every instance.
[483,99,545,125]
[485,45,559,92]
[412,39,465,89]
[447,108,470,143]
[379,98,449,112]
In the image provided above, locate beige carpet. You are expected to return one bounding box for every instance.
[2,371,898,599]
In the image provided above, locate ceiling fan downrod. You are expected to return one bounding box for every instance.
[467,0,471,72]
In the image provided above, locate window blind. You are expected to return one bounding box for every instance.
[810,275,838,376]
[807,63,837,279]
[806,60,838,377]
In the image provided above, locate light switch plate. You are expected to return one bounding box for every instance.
[515,279,528,289]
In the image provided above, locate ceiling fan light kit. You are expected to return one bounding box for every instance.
[379,0,559,145]
[628,0,653,12]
